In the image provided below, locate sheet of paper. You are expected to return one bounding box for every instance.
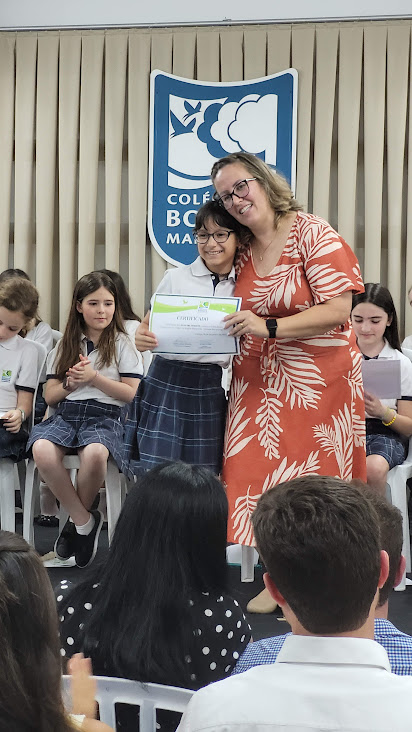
[149,294,242,355]
[361,358,401,399]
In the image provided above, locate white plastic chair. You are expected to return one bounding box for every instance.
[23,454,126,547]
[51,328,63,346]
[62,675,193,731]
[0,340,47,532]
[387,437,412,591]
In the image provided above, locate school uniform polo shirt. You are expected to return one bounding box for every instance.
[46,333,142,407]
[177,635,412,732]
[0,335,38,413]
[151,256,236,367]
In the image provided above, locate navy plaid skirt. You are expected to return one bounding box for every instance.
[366,433,407,469]
[121,356,227,478]
[27,399,124,469]
[0,424,29,462]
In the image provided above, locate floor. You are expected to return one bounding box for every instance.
[27,517,412,642]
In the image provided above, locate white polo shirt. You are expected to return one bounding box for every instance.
[47,332,142,407]
[151,256,236,368]
[365,340,412,417]
[0,335,38,413]
[177,634,412,732]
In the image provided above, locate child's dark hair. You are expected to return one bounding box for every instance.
[98,269,141,322]
[0,268,30,283]
[194,200,248,248]
[55,271,125,380]
[0,278,39,323]
[352,282,401,351]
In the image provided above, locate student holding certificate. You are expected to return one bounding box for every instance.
[123,201,245,476]
[352,283,412,494]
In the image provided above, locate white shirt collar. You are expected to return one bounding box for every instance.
[276,634,391,671]
[0,334,21,351]
[190,255,236,281]
[379,339,396,358]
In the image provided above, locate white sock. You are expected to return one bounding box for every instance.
[75,513,95,535]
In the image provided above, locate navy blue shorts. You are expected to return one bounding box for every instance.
[0,424,29,462]
[366,433,407,469]
[121,356,227,478]
[27,399,125,469]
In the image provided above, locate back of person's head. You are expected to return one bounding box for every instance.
[352,282,400,350]
[0,268,30,284]
[0,277,39,323]
[98,269,140,322]
[56,270,125,378]
[0,531,71,732]
[252,475,381,634]
[64,462,228,685]
[360,487,403,606]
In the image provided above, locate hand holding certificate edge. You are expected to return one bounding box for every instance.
[223,309,270,339]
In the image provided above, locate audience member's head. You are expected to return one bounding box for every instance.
[61,461,229,685]
[0,531,73,732]
[252,475,385,635]
[362,488,404,606]
[352,282,400,350]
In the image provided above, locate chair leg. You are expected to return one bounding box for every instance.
[105,460,123,544]
[241,545,255,582]
[0,459,17,533]
[23,460,41,546]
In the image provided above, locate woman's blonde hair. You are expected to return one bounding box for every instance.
[211,152,302,236]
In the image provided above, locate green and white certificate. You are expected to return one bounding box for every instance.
[149,294,242,355]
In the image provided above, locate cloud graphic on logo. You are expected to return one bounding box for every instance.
[228,95,278,166]
[197,103,228,159]
[197,94,278,166]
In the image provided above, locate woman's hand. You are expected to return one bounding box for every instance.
[2,409,23,433]
[68,653,97,720]
[223,310,269,339]
[364,391,387,420]
[135,321,158,352]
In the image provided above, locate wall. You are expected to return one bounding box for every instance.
[1,0,412,29]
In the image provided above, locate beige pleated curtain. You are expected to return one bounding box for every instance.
[1,20,412,334]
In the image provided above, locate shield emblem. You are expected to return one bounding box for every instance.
[148,69,297,266]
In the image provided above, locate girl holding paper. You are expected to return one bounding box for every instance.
[124,201,246,476]
[352,283,412,494]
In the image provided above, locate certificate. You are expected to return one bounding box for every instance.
[361,358,401,399]
[149,294,242,355]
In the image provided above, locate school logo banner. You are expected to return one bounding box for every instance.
[148,69,298,267]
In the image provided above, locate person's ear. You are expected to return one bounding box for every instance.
[378,550,390,589]
[76,300,82,313]
[263,572,286,607]
[394,555,407,589]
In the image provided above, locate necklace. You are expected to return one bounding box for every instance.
[256,235,276,261]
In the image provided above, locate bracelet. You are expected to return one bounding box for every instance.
[17,407,25,422]
[382,409,397,427]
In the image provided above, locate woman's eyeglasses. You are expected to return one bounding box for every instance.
[213,178,256,210]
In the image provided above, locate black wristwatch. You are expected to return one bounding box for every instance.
[266,318,278,339]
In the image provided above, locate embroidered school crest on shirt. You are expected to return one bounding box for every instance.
[1,370,12,382]
[148,69,298,267]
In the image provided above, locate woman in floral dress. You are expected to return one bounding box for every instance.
[212,153,366,612]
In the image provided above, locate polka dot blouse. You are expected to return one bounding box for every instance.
[56,580,251,690]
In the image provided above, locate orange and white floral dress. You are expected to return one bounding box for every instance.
[222,211,366,546]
